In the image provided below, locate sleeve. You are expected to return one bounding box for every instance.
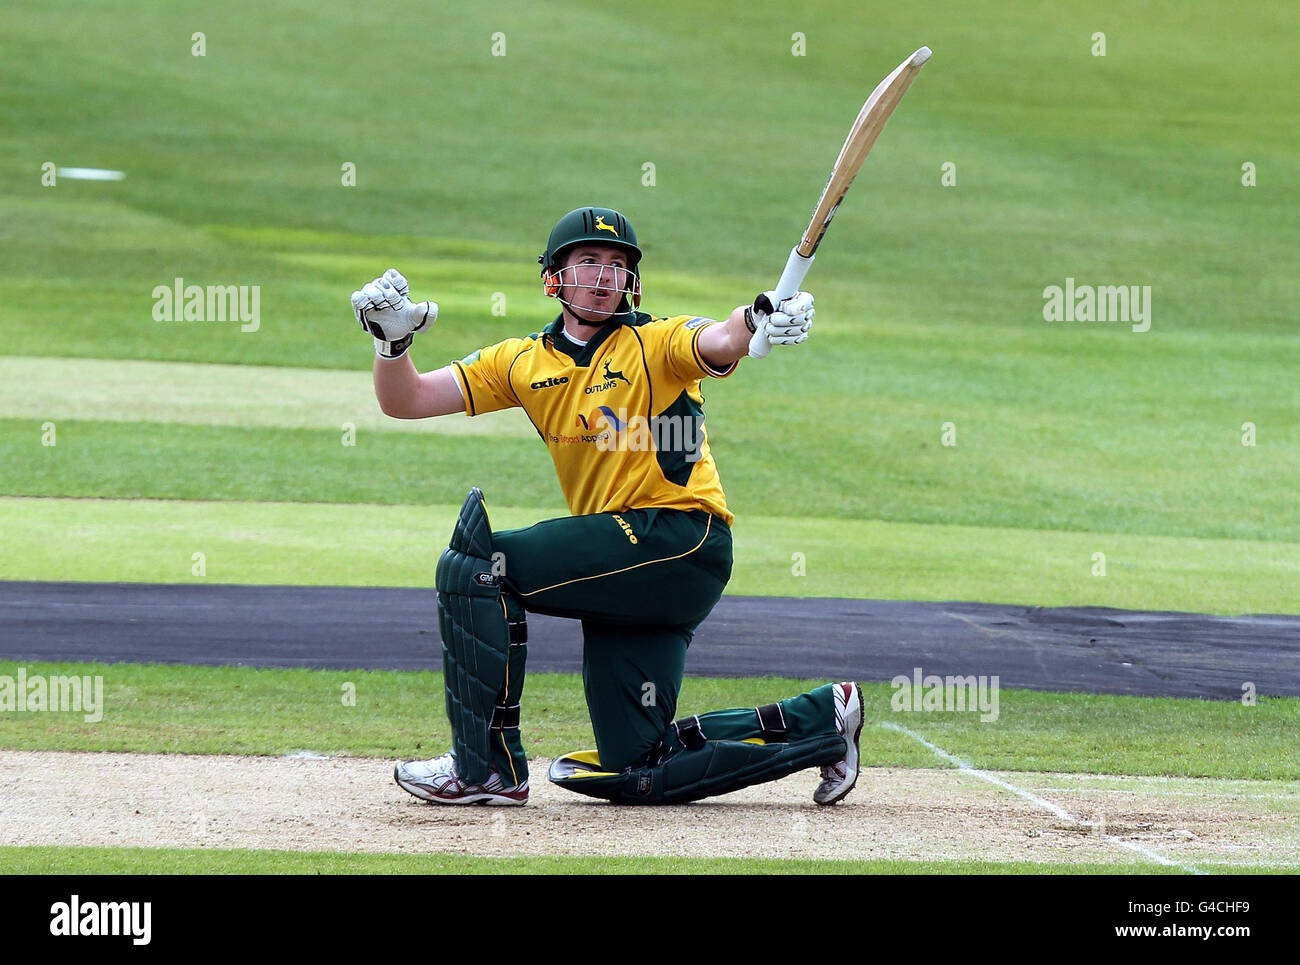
[638,315,739,385]
[449,338,529,416]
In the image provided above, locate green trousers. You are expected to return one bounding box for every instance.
[491,507,840,780]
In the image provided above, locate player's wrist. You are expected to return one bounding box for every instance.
[375,333,415,359]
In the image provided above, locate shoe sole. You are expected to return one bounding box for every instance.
[816,683,864,806]
[394,767,528,806]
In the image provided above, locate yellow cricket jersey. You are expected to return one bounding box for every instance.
[450,312,737,526]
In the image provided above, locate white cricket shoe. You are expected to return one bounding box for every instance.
[814,681,863,805]
[394,751,529,806]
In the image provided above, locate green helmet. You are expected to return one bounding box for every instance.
[538,207,642,277]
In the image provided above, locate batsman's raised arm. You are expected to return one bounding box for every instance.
[696,289,816,370]
[352,268,465,419]
[373,357,464,419]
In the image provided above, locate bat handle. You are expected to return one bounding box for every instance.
[748,247,815,359]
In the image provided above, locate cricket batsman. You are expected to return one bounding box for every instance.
[351,206,863,805]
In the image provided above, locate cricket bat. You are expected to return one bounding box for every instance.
[749,45,932,358]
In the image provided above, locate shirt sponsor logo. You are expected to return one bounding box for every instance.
[684,316,712,329]
[530,376,569,390]
[564,407,704,463]
[576,406,626,432]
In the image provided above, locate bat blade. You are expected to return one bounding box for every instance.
[799,45,931,257]
[748,45,931,359]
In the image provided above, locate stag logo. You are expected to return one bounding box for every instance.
[602,361,631,386]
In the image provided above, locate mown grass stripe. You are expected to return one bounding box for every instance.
[1,496,1296,613]
[0,356,533,438]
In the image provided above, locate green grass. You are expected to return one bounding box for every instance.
[0,846,1228,875]
[6,336,1300,542]
[3,497,1297,613]
[2,0,1299,620]
[2,661,1296,780]
[3,1,1296,326]
[2,420,565,509]
[0,356,535,438]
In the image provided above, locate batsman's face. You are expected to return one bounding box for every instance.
[559,245,634,323]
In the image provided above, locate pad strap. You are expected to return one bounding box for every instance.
[491,703,521,730]
[755,702,788,743]
[673,715,706,751]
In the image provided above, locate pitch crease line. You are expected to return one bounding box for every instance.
[880,721,1206,875]
[1037,787,1300,801]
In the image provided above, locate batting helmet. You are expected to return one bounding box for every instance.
[538,207,642,312]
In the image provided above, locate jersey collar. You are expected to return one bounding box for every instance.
[545,313,619,366]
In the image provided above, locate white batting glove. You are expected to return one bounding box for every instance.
[351,269,439,359]
[749,290,814,346]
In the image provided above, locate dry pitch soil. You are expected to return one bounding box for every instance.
[3,750,1298,869]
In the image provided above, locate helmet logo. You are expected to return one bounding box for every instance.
[594,215,619,236]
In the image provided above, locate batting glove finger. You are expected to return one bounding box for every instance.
[383,268,409,299]
[352,287,396,337]
[767,326,812,345]
[374,278,406,312]
[767,315,812,343]
[767,306,814,336]
[778,291,814,317]
[351,290,377,332]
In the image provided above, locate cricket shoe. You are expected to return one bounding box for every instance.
[813,681,863,805]
[394,752,529,806]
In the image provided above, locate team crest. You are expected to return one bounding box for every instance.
[602,360,631,386]
[581,361,633,397]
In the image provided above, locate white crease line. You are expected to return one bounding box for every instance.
[881,721,1206,875]
[1037,787,1300,801]
[1042,774,1300,790]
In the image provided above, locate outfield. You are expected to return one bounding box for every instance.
[1,0,1297,874]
